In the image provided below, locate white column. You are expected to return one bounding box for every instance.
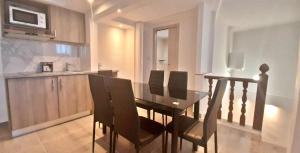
[0,0,8,123]
[85,12,98,71]
[134,22,144,83]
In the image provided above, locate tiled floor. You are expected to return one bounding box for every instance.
[0,109,286,153]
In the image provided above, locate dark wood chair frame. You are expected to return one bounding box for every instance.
[89,74,114,153]
[165,79,227,153]
[110,78,166,153]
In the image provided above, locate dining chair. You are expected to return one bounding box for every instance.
[97,70,114,133]
[149,70,164,86]
[165,78,227,153]
[167,71,188,89]
[88,74,114,153]
[109,78,166,153]
[137,70,164,119]
[153,71,188,124]
[98,70,113,77]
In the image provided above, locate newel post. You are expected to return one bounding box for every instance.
[253,64,269,131]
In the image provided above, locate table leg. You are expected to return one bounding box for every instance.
[171,112,179,153]
[193,101,200,151]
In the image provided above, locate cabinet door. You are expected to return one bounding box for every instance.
[49,6,85,44]
[58,75,92,117]
[7,77,59,130]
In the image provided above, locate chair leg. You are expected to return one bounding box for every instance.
[147,110,151,119]
[113,132,117,153]
[109,127,113,153]
[92,121,96,153]
[215,131,218,153]
[179,138,182,150]
[204,144,208,153]
[103,124,107,134]
[162,114,165,125]
[153,111,156,120]
[165,115,168,125]
[162,132,165,153]
[135,145,140,153]
[165,132,168,153]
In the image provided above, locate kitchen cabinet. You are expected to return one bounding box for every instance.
[58,75,93,117]
[6,74,93,133]
[7,77,59,130]
[49,6,85,44]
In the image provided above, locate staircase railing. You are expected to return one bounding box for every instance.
[204,64,269,131]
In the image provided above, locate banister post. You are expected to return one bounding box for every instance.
[253,64,269,131]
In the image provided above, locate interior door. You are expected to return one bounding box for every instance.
[167,27,179,71]
[155,25,179,85]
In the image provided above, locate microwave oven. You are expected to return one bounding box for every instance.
[8,5,47,29]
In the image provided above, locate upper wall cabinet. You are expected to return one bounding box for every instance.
[49,6,86,44]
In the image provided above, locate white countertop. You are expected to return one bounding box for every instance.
[4,71,98,79]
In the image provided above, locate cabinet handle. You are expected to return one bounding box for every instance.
[51,79,54,91]
[54,29,57,38]
[59,79,62,90]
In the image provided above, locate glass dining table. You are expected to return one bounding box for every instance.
[132,83,208,153]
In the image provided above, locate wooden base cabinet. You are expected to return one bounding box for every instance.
[58,75,93,117]
[7,77,59,130]
[6,75,93,133]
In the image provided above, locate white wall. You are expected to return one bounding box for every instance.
[97,23,134,80]
[0,0,8,123]
[212,19,229,75]
[232,22,300,99]
[143,7,201,90]
[290,37,300,153]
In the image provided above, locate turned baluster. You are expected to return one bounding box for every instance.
[208,78,213,106]
[227,80,235,122]
[253,64,269,130]
[240,81,248,126]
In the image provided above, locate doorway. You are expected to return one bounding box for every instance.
[153,25,179,85]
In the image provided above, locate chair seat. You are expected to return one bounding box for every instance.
[139,116,165,146]
[166,116,204,143]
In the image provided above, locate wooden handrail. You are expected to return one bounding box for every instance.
[204,75,259,83]
[204,64,269,131]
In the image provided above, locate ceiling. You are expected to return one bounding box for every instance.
[218,0,300,30]
[32,0,204,28]
[33,0,300,30]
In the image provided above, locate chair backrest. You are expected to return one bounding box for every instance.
[168,71,188,89]
[203,78,227,141]
[110,78,140,144]
[148,70,164,86]
[88,74,113,126]
[98,70,113,77]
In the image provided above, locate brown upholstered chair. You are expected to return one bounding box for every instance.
[88,74,114,153]
[109,78,166,153]
[149,70,164,86]
[98,70,114,77]
[153,71,188,124]
[168,71,188,89]
[165,79,227,153]
[136,70,164,119]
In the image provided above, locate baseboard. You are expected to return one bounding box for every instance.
[11,111,91,137]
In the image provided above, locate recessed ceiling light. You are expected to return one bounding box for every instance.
[119,24,123,28]
[117,9,122,13]
[87,0,94,4]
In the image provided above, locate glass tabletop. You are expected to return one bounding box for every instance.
[133,83,208,112]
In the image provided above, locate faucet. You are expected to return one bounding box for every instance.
[65,63,72,71]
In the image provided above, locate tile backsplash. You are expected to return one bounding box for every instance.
[1,38,90,73]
